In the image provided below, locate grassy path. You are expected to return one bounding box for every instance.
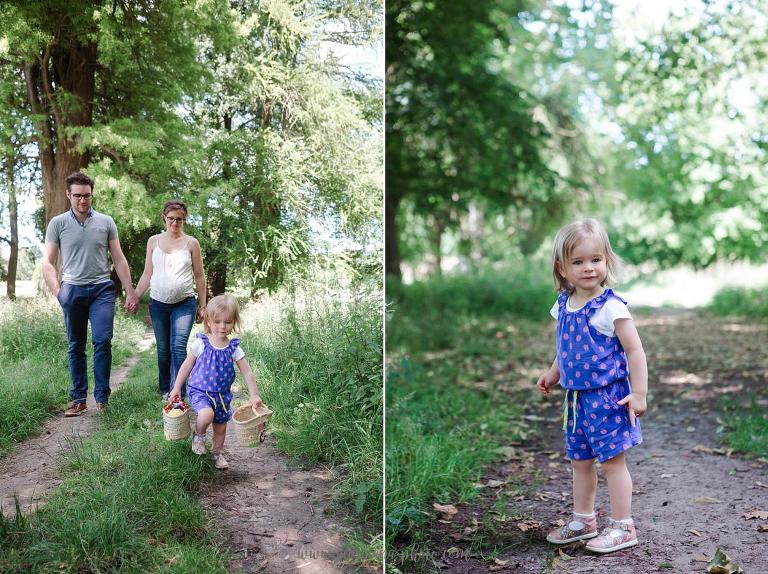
[0,334,376,573]
[0,330,155,517]
[394,310,768,573]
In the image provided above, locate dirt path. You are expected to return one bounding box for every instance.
[198,436,367,573]
[427,310,768,573]
[0,331,155,517]
[197,380,373,574]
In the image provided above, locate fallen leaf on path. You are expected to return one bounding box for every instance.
[688,529,703,537]
[433,503,458,521]
[534,491,558,501]
[522,414,548,422]
[755,481,768,489]
[493,558,508,566]
[497,447,520,460]
[485,479,505,488]
[693,555,710,562]
[757,524,768,532]
[743,509,768,520]
[686,426,696,432]
[516,520,541,532]
[558,549,574,561]
[660,473,674,478]
[706,548,743,574]
[695,496,722,504]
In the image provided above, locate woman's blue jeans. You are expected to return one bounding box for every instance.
[149,296,196,395]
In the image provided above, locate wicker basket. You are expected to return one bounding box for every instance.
[163,399,191,441]
[232,404,273,446]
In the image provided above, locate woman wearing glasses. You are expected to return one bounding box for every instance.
[135,200,207,401]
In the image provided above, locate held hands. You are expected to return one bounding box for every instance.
[536,370,560,396]
[196,307,205,323]
[617,392,647,428]
[124,291,139,314]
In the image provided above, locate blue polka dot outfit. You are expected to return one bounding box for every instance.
[555,289,642,462]
[187,333,240,424]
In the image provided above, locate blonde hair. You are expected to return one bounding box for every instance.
[204,294,242,334]
[552,218,622,293]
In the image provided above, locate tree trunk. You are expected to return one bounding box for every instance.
[428,214,446,277]
[208,261,227,297]
[5,160,18,301]
[26,37,96,227]
[385,193,402,279]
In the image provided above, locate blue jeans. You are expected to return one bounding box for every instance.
[58,281,116,405]
[149,296,196,395]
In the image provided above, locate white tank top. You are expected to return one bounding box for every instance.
[149,235,195,304]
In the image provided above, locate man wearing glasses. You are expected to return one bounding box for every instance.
[42,171,139,417]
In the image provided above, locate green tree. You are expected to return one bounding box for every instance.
[385,0,608,277]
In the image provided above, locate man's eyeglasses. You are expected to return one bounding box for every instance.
[71,193,92,201]
[165,217,186,223]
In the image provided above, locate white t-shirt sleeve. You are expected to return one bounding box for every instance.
[550,301,559,320]
[190,338,204,357]
[189,338,245,361]
[590,298,632,337]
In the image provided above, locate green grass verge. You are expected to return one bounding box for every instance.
[720,400,768,459]
[0,298,146,455]
[709,286,768,318]
[0,351,229,573]
[386,271,554,564]
[239,284,383,527]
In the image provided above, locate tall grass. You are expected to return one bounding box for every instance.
[0,298,146,454]
[387,266,553,352]
[0,352,230,573]
[239,281,383,526]
[709,286,768,318]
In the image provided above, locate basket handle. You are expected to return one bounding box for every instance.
[164,396,188,413]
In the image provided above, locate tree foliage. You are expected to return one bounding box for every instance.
[385,0,611,276]
[0,0,382,293]
[388,0,768,275]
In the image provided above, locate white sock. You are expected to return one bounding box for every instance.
[569,511,595,530]
[611,517,633,525]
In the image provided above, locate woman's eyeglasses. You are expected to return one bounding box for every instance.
[165,217,186,223]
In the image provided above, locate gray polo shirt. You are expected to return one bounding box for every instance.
[45,209,119,285]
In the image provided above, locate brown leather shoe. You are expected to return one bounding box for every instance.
[64,402,88,417]
[95,403,107,413]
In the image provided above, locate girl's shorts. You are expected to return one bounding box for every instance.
[563,379,642,463]
[188,387,233,424]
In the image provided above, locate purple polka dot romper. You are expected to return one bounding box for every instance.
[187,333,240,424]
[555,289,642,462]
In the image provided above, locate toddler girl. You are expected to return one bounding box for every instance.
[169,294,264,469]
[536,218,647,553]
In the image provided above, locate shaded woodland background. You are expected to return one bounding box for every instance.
[386,0,768,280]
